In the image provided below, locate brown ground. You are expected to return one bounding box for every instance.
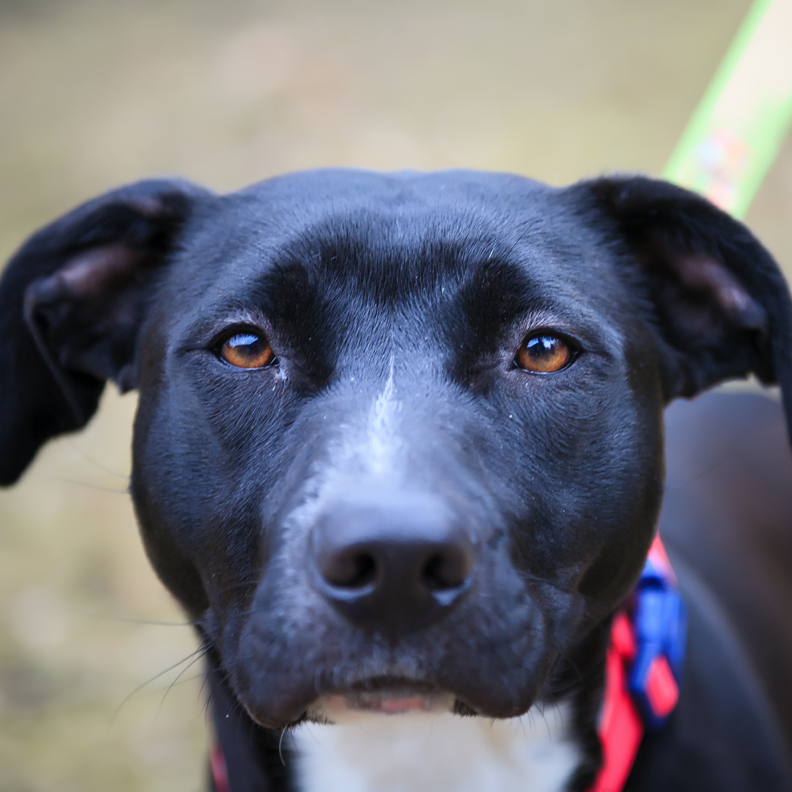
[1,0,791,789]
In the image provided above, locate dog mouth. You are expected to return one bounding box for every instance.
[304,676,461,723]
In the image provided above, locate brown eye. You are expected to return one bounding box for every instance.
[515,334,574,373]
[220,332,275,369]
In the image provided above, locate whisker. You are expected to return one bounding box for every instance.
[663,443,738,491]
[154,646,212,723]
[146,671,208,696]
[111,642,211,724]
[279,728,287,767]
[65,438,131,480]
[34,472,129,494]
[92,614,202,627]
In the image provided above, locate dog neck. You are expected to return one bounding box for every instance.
[291,701,583,792]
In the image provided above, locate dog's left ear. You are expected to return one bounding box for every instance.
[0,178,211,485]
[578,175,792,440]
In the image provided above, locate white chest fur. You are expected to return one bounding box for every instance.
[291,702,582,792]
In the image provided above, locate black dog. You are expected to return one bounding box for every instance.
[2,170,792,792]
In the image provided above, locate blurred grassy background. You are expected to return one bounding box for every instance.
[0,0,791,789]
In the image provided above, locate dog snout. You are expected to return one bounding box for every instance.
[308,492,475,638]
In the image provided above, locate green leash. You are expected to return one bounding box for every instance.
[663,0,792,218]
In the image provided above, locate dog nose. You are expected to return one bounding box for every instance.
[308,494,475,637]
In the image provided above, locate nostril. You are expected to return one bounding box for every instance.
[421,548,472,590]
[323,549,378,589]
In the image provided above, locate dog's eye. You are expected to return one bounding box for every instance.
[515,334,574,373]
[220,332,275,369]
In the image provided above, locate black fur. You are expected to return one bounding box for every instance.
[2,169,791,791]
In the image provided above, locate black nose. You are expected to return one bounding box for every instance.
[309,493,475,638]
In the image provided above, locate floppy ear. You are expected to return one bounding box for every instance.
[579,175,792,442]
[0,178,210,485]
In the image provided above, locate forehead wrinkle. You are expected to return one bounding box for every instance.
[256,206,522,304]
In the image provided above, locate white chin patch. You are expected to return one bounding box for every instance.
[292,699,582,792]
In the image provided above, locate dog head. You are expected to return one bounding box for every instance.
[2,170,791,728]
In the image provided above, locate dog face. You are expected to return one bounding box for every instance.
[2,170,791,731]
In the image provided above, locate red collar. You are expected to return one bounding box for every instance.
[210,743,231,792]
[590,536,684,791]
[211,536,685,792]
[590,610,645,792]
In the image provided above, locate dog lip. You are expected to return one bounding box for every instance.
[327,675,446,710]
[239,645,547,727]
[310,677,456,719]
[330,690,444,714]
[243,670,531,727]
[344,675,438,694]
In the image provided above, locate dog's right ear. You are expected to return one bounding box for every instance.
[574,175,792,444]
[0,178,210,485]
